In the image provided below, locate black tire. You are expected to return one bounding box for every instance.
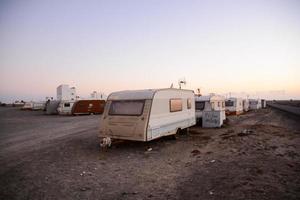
[170,128,181,140]
[181,128,189,135]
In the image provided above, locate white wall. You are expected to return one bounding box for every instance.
[57,84,77,101]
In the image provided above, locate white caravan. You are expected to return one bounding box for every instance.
[22,102,34,110]
[32,102,46,110]
[57,101,75,115]
[22,101,45,110]
[243,99,250,112]
[99,88,196,143]
[261,99,267,108]
[249,99,262,110]
[225,97,243,115]
[195,95,226,127]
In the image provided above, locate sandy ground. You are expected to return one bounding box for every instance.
[0,107,299,200]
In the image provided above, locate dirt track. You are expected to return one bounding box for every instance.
[0,107,299,200]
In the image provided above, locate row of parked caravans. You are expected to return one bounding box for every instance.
[224,98,267,115]
[99,88,268,146]
[21,100,106,115]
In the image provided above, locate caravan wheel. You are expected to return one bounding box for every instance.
[168,128,181,140]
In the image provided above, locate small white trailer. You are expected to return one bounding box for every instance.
[57,100,75,115]
[243,99,250,112]
[99,88,196,144]
[249,99,262,110]
[22,101,45,110]
[32,102,46,110]
[225,97,243,115]
[22,102,34,110]
[195,94,226,127]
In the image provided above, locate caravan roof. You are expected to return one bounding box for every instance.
[195,95,225,102]
[108,88,194,100]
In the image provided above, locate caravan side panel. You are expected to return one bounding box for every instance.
[72,100,105,115]
[147,90,196,141]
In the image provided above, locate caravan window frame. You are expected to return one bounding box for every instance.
[187,98,192,109]
[225,100,234,107]
[169,98,183,112]
[64,103,70,107]
[195,101,205,111]
[108,100,145,116]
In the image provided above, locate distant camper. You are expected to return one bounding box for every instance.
[22,102,34,110]
[249,99,262,110]
[45,100,60,115]
[12,101,25,107]
[195,95,226,127]
[99,88,196,144]
[225,97,243,115]
[243,99,250,112]
[72,100,105,115]
[32,102,46,110]
[57,101,75,115]
[261,99,267,108]
[22,101,45,110]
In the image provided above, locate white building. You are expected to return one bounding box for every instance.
[90,91,107,100]
[56,84,77,101]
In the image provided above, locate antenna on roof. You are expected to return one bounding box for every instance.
[196,88,202,96]
[178,78,186,89]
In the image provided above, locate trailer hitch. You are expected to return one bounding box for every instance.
[100,137,112,148]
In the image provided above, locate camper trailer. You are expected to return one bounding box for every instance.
[99,88,196,143]
[22,102,34,110]
[243,99,250,112]
[21,101,45,110]
[57,101,75,115]
[225,97,243,115]
[249,99,262,110]
[32,102,46,110]
[261,99,267,108]
[12,101,25,107]
[72,100,105,115]
[195,95,226,127]
[45,100,61,115]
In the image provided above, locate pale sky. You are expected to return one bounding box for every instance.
[0,0,299,102]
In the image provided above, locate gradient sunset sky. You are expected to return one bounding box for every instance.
[0,0,299,102]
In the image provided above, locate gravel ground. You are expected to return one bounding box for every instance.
[0,107,299,200]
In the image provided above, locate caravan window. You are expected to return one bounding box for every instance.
[187,98,192,109]
[64,103,70,107]
[195,101,205,111]
[109,100,145,116]
[170,99,182,112]
[225,101,234,107]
